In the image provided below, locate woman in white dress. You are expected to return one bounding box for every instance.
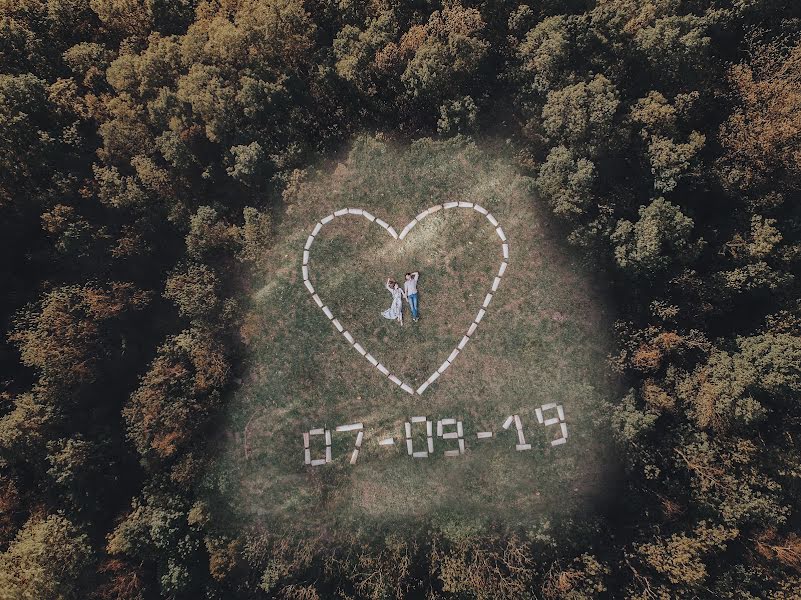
[382,278,405,325]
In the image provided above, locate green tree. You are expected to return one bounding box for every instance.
[611,197,704,277]
[541,74,620,156]
[0,513,92,600]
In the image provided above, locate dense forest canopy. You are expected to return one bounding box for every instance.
[1,0,800,598]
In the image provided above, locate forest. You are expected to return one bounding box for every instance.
[1,0,801,598]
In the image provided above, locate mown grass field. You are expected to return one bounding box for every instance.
[203,136,618,540]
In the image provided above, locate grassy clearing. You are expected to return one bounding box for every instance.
[203,135,617,540]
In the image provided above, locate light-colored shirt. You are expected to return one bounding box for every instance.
[404,272,419,296]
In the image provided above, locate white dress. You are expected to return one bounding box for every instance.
[382,284,404,320]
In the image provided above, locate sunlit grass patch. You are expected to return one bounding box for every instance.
[203,135,617,541]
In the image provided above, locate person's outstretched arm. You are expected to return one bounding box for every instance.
[413,271,419,281]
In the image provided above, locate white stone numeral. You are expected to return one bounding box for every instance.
[405,417,433,458]
[536,404,568,446]
[304,427,331,466]
[437,418,465,456]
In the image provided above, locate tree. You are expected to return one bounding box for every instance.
[0,513,92,600]
[536,145,595,221]
[541,74,620,156]
[719,39,801,191]
[399,4,489,112]
[123,328,230,459]
[611,197,704,277]
[9,283,149,389]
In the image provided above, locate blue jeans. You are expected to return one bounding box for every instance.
[408,293,419,319]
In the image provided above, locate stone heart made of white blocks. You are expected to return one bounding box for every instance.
[301,203,510,395]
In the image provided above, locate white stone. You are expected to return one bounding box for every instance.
[517,428,526,445]
[303,250,310,265]
[362,210,376,222]
[413,451,428,458]
[302,265,310,281]
[387,226,399,239]
[542,403,557,410]
[405,422,412,438]
[399,221,417,239]
[325,430,331,445]
[322,306,333,320]
[473,204,488,215]
[332,319,344,332]
[516,444,532,451]
[458,335,470,350]
[411,416,426,423]
[375,218,390,229]
[428,205,443,213]
[447,348,460,363]
[377,363,390,376]
[557,405,565,420]
[458,201,473,208]
[334,208,348,216]
[492,277,501,292]
[427,371,440,383]
[427,421,433,436]
[502,244,509,259]
[496,227,506,241]
[311,458,326,466]
[366,353,378,366]
[416,209,430,220]
[544,417,560,426]
[388,374,402,386]
[444,449,460,457]
[305,236,315,250]
[311,294,322,308]
[310,428,324,435]
[444,201,459,209]
[457,422,463,437]
[343,331,354,344]
[406,439,413,454]
[498,262,507,277]
[437,360,450,374]
[427,437,434,453]
[458,439,465,454]
[487,213,499,227]
[467,322,477,336]
[321,214,334,224]
[416,381,430,395]
[350,448,359,464]
[437,421,444,436]
[560,422,568,438]
[535,408,544,424]
[442,432,458,440]
[305,449,311,464]
[483,293,492,308]
[502,416,514,430]
[348,208,362,215]
[325,446,332,462]
[303,432,310,448]
[336,423,363,432]
[378,438,395,446]
[353,343,366,356]
[476,431,493,439]
[441,418,456,426]
[475,309,486,323]
[355,431,364,448]
[514,415,522,430]
[312,222,322,236]
[551,437,567,446]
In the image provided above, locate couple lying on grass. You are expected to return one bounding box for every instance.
[383,271,419,325]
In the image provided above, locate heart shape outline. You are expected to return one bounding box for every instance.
[301,202,510,395]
